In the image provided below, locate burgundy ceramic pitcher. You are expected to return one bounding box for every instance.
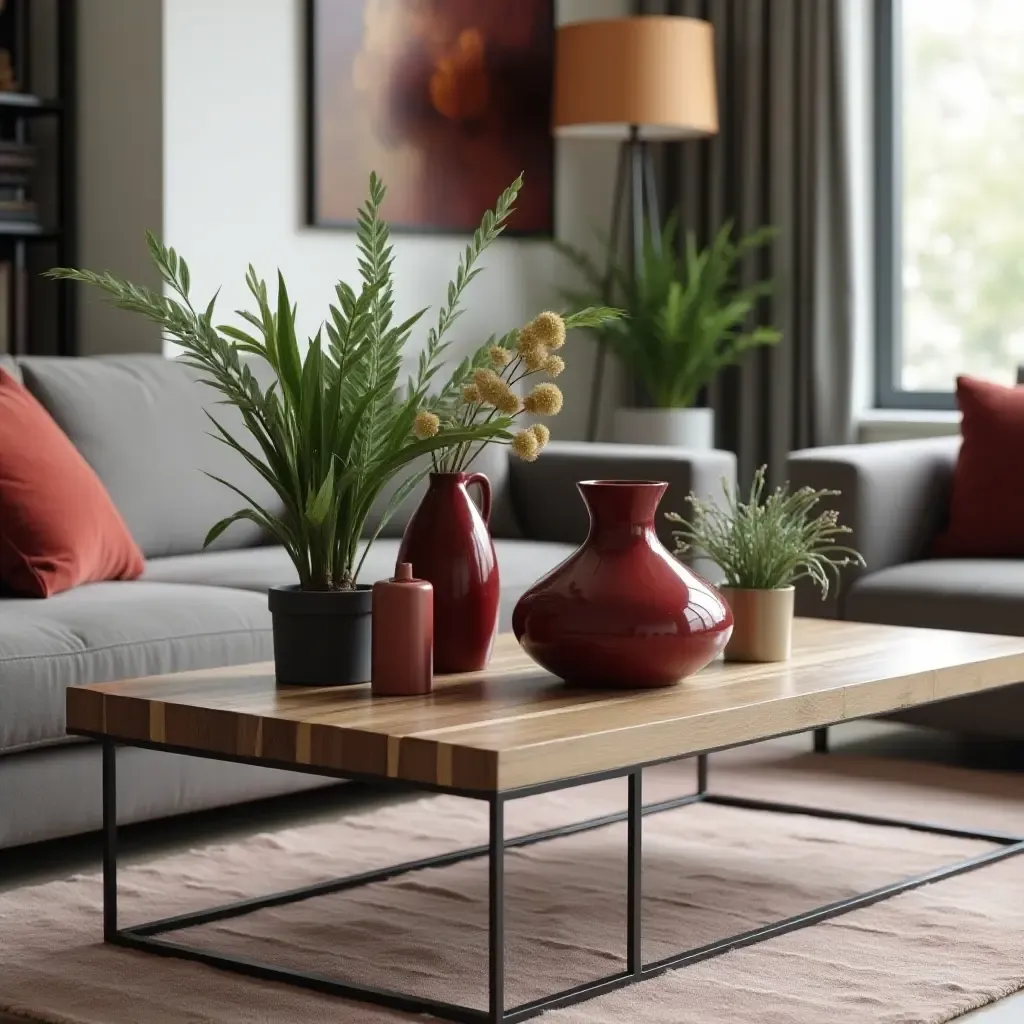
[512,480,733,687]
[397,473,499,674]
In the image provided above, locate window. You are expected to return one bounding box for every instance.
[875,0,1024,409]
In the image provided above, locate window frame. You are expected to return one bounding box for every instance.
[874,0,957,410]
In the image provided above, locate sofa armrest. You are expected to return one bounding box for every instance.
[509,441,736,551]
[786,436,959,618]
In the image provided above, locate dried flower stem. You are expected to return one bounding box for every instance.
[427,306,621,473]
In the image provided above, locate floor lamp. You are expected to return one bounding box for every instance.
[552,16,719,441]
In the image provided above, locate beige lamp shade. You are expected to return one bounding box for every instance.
[553,16,718,140]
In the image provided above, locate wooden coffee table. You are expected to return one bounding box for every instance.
[67,618,1024,1024]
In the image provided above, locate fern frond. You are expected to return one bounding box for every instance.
[553,215,780,408]
[410,175,523,404]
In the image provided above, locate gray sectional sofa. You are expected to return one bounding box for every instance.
[788,437,1024,739]
[0,354,736,849]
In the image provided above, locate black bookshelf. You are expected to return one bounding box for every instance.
[0,0,75,357]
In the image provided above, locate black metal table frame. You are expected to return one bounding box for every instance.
[90,730,1024,1024]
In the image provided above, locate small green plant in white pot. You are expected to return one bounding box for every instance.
[555,216,781,448]
[667,467,864,662]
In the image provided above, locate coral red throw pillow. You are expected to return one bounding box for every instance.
[0,368,144,596]
[933,375,1024,557]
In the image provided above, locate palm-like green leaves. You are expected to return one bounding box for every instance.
[556,217,781,408]
[667,467,865,597]
[48,174,520,590]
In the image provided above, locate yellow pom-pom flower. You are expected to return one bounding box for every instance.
[510,428,540,462]
[543,354,565,377]
[521,344,549,373]
[523,382,563,416]
[516,322,541,355]
[530,423,551,449]
[471,367,508,406]
[461,383,481,404]
[412,410,440,439]
[489,344,512,369]
[494,388,521,415]
[531,311,567,350]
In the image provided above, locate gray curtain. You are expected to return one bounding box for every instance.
[668,0,854,484]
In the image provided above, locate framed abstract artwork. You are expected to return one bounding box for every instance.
[306,0,555,235]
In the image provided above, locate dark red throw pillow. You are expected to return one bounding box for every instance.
[933,375,1024,558]
[0,368,144,596]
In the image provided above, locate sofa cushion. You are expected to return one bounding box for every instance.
[0,742,333,850]
[144,545,301,591]
[844,559,1024,636]
[145,539,575,629]
[0,581,272,755]
[18,355,284,559]
[0,355,19,383]
[0,369,145,597]
[933,375,1024,558]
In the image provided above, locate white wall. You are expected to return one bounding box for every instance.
[77,0,164,355]
[159,0,626,440]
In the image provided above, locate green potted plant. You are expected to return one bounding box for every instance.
[667,467,864,661]
[50,174,618,686]
[556,216,781,448]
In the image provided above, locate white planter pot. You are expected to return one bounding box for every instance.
[612,407,715,449]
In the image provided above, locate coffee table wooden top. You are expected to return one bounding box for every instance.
[67,618,1024,793]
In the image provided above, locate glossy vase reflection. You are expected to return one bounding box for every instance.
[512,480,733,687]
[397,472,499,674]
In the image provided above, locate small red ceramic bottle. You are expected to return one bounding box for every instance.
[371,563,433,696]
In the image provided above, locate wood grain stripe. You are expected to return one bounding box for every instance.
[295,723,311,765]
[436,744,453,787]
[63,624,1024,793]
[149,703,165,744]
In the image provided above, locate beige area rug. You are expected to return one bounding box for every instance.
[1,745,1024,1024]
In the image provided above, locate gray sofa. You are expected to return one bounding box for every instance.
[788,436,1024,739]
[0,354,736,849]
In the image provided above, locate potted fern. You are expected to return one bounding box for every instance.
[556,216,780,448]
[50,175,617,686]
[667,467,864,661]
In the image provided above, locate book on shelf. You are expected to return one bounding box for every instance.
[0,198,36,222]
[0,140,34,171]
[0,170,30,190]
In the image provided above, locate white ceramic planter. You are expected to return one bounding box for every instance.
[612,407,715,449]
[720,586,795,663]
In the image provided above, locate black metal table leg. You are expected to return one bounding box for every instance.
[102,741,118,942]
[813,727,830,753]
[489,796,505,1023]
[97,732,1024,1024]
[626,770,642,976]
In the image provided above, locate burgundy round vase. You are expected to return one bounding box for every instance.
[398,472,499,674]
[512,480,733,687]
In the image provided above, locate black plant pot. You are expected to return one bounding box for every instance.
[268,584,372,686]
